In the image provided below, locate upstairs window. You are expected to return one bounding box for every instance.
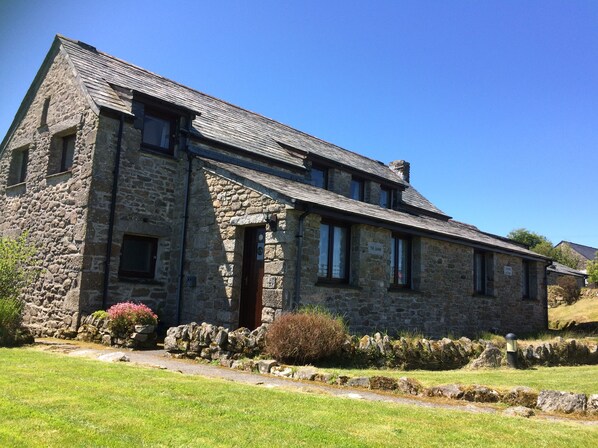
[119,234,158,279]
[318,222,349,282]
[48,132,76,175]
[60,134,75,172]
[142,110,175,154]
[350,177,364,201]
[390,235,411,288]
[8,148,29,186]
[379,186,395,209]
[311,165,328,189]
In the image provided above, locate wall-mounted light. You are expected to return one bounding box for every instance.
[266,213,278,231]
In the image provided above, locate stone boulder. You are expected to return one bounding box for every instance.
[536,390,587,414]
[503,406,535,418]
[587,394,598,415]
[425,384,463,400]
[369,376,398,391]
[469,344,503,369]
[502,386,538,408]
[396,377,423,396]
[462,385,500,403]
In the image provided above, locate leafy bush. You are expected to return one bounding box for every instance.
[0,298,24,346]
[556,276,581,304]
[587,253,598,286]
[107,302,158,336]
[265,307,347,364]
[0,233,39,346]
[91,310,109,320]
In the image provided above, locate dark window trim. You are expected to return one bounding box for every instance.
[380,185,397,209]
[473,249,487,295]
[350,177,365,201]
[310,164,329,189]
[60,134,76,172]
[141,108,177,155]
[118,234,158,279]
[391,233,412,289]
[318,220,350,283]
[17,149,28,184]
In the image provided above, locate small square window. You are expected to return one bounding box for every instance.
[48,132,76,175]
[350,178,364,201]
[119,235,158,279]
[8,148,28,186]
[142,111,175,154]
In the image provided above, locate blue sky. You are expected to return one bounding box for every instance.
[1,0,597,248]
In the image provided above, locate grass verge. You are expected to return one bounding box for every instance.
[322,365,598,395]
[1,348,597,447]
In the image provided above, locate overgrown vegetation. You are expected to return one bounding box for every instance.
[1,348,597,447]
[0,233,39,346]
[507,228,581,269]
[265,306,347,364]
[587,252,598,286]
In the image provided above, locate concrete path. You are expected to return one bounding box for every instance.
[33,339,597,425]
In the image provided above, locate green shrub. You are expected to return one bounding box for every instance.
[0,298,24,346]
[0,233,39,346]
[556,276,581,304]
[107,302,158,336]
[91,310,109,320]
[265,308,347,364]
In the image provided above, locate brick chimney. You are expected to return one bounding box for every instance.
[389,160,410,183]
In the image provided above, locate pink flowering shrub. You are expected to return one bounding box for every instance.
[106,302,158,336]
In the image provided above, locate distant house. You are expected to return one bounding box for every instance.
[0,35,551,338]
[554,241,598,272]
[547,262,587,289]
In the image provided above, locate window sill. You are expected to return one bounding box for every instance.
[522,297,538,302]
[5,182,26,196]
[472,293,497,299]
[140,146,176,159]
[118,277,163,285]
[315,281,361,290]
[46,170,72,184]
[388,286,420,294]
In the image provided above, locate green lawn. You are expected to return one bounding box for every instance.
[549,294,598,328]
[323,364,598,395]
[1,348,597,447]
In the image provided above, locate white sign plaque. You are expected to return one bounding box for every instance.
[368,242,384,256]
[504,266,513,276]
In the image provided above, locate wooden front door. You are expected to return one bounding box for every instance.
[239,226,265,330]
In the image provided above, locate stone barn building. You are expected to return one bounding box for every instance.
[0,36,551,338]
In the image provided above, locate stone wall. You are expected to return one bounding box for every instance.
[179,168,289,328]
[296,219,547,337]
[0,49,99,336]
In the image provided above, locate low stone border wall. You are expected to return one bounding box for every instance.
[164,322,267,360]
[223,358,598,417]
[164,322,598,369]
[75,314,158,349]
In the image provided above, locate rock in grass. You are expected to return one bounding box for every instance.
[587,394,598,415]
[503,406,535,418]
[425,384,463,400]
[469,344,503,369]
[462,385,500,403]
[98,352,130,363]
[369,376,398,391]
[347,377,370,388]
[536,390,587,414]
[502,386,538,408]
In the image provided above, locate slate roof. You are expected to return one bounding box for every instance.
[547,262,587,278]
[200,158,549,260]
[556,241,598,261]
[56,37,427,187]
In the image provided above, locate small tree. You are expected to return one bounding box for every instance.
[587,252,598,286]
[0,232,39,346]
[507,228,551,249]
